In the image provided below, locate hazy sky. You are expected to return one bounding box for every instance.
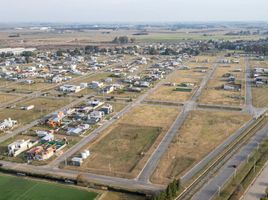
[1,0,268,23]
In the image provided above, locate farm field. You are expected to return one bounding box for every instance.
[0,173,98,200]
[67,105,180,178]
[136,32,265,42]
[151,110,251,185]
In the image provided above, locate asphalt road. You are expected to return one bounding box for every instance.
[192,123,268,200]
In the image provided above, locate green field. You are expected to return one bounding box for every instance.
[0,174,98,200]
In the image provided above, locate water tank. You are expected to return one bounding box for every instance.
[81,152,87,159]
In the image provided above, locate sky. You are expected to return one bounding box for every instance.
[1,0,268,23]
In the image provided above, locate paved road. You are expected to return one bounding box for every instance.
[0,160,164,194]
[243,161,268,200]
[192,123,268,200]
[136,62,218,183]
[244,58,254,114]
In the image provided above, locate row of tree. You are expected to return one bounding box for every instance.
[152,179,181,200]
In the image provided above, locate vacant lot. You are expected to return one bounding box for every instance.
[147,77,200,102]
[199,79,245,106]
[70,73,112,85]
[0,94,20,103]
[151,110,251,185]
[0,173,98,200]
[5,79,52,92]
[70,105,180,178]
[0,97,70,125]
[214,64,245,80]
[252,85,268,108]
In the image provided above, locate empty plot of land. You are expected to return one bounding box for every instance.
[0,97,70,125]
[151,110,251,185]
[214,64,245,80]
[146,77,200,102]
[70,105,180,178]
[252,85,268,108]
[199,79,245,106]
[4,79,52,92]
[0,94,20,104]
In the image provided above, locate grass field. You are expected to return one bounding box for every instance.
[151,110,251,185]
[0,173,98,200]
[0,93,20,103]
[0,97,70,125]
[199,79,245,106]
[146,85,193,102]
[4,79,52,92]
[68,105,180,178]
[252,85,268,108]
[250,60,268,108]
[147,77,200,102]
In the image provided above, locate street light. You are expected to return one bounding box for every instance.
[216,184,221,197]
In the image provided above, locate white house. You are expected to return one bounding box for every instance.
[59,85,81,93]
[90,81,104,89]
[0,118,17,131]
[8,139,37,157]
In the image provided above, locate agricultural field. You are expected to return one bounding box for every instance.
[0,97,70,126]
[0,173,98,200]
[136,31,265,43]
[151,110,251,185]
[67,105,180,178]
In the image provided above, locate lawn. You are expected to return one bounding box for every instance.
[151,110,251,185]
[0,173,98,200]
